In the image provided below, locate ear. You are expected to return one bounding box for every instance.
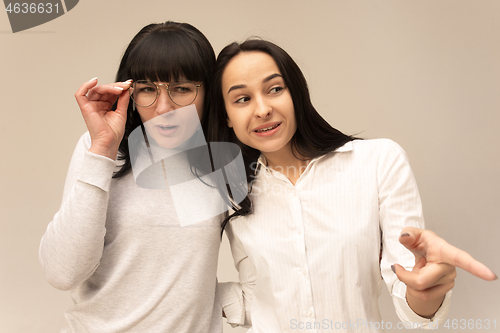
[227,118,233,128]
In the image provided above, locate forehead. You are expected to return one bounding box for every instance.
[222,51,281,88]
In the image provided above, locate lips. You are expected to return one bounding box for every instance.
[253,122,282,137]
[255,124,280,133]
[253,122,281,132]
[156,124,179,136]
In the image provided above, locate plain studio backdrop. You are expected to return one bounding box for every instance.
[1,1,498,332]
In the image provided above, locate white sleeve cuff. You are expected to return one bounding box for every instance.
[78,151,117,192]
[217,282,247,327]
[392,281,452,329]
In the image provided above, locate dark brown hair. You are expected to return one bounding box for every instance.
[113,21,215,178]
[208,39,356,228]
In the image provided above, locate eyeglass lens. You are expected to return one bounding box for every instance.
[130,80,198,107]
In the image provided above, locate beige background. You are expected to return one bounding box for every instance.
[1,1,499,332]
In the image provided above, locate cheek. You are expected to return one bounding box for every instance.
[285,99,297,129]
[225,109,241,132]
[180,109,202,136]
[137,108,153,123]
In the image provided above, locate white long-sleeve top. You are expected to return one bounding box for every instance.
[39,132,223,333]
[219,139,451,333]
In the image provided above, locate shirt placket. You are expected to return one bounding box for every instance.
[286,179,317,332]
[291,188,317,333]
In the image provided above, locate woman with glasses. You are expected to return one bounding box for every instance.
[39,22,223,332]
[209,39,497,332]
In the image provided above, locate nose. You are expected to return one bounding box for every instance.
[253,95,273,118]
[154,87,176,115]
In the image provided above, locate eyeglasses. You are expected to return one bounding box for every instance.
[130,80,203,107]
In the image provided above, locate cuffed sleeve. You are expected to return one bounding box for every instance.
[218,282,248,327]
[219,221,256,328]
[377,139,451,327]
[39,132,116,290]
[78,150,117,191]
[392,281,452,329]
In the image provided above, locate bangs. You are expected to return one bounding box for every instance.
[127,30,207,83]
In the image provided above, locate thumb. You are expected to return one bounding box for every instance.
[398,226,426,260]
[391,263,408,282]
[115,90,131,118]
[392,257,427,284]
[391,260,424,285]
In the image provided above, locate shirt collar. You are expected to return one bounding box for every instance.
[255,141,354,174]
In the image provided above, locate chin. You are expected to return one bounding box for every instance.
[251,141,288,154]
[157,139,183,150]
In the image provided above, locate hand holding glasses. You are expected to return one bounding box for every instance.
[75,78,132,160]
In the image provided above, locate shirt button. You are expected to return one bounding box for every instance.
[306,310,313,317]
[297,228,303,234]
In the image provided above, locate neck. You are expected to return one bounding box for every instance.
[262,143,309,185]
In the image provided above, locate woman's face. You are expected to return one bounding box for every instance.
[136,79,204,149]
[222,51,296,156]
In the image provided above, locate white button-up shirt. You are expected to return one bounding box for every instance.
[219,139,451,332]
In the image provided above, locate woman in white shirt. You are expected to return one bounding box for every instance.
[208,39,497,332]
[39,22,224,332]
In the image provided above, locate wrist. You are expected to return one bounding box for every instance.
[88,143,119,160]
[406,291,445,319]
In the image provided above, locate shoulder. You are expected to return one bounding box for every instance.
[329,138,406,159]
[351,138,404,152]
[320,139,409,170]
[352,140,415,180]
[350,138,409,162]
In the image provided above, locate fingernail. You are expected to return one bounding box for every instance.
[391,265,396,274]
[114,86,124,91]
[123,79,133,84]
[400,233,410,237]
[89,77,97,82]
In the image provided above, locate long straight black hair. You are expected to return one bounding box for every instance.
[207,39,356,227]
[112,21,216,178]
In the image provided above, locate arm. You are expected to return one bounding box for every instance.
[379,140,497,324]
[217,221,256,328]
[377,140,451,326]
[39,133,116,290]
[39,78,131,290]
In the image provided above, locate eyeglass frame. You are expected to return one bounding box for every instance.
[129,80,203,107]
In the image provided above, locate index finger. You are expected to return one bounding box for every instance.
[75,77,99,107]
[439,242,497,281]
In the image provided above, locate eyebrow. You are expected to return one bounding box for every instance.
[227,73,283,95]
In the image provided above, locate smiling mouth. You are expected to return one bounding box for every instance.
[255,123,280,133]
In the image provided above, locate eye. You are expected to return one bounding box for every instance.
[172,85,193,94]
[269,86,284,94]
[140,87,156,93]
[235,96,250,104]
[134,82,156,94]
